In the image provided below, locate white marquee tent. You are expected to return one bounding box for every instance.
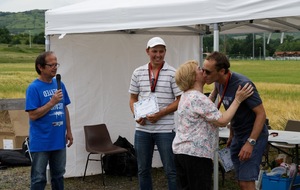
[45,0,300,178]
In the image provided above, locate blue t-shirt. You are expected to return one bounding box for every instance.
[215,72,267,138]
[25,78,71,152]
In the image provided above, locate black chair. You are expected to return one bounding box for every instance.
[82,124,128,186]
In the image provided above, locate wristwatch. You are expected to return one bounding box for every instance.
[247,138,256,146]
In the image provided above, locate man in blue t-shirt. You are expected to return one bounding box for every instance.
[203,51,268,190]
[25,51,73,190]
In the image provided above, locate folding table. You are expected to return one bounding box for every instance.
[218,128,300,190]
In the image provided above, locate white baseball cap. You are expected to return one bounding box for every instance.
[147,37,166,48]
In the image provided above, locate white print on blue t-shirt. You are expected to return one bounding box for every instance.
[52,121,63,127]
[43,89,56,97]
[51,102,64,110]
[223,96,233,107]
[49,102,64,126]
[50,110,64,118]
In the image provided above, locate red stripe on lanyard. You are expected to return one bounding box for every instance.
[148,62,164,92]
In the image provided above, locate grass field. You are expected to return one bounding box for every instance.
[0,44,300,130]
[0,44,42,98]
[230,60,300,130]
[204,60,300,130]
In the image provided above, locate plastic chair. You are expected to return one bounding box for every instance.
[283,120,300,132]
[82,123,128,186]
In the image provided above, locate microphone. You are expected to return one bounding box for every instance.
[56,74,61,90]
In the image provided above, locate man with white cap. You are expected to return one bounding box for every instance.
[129,37,182,190]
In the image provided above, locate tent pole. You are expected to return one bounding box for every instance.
[45,35,50,51]
[253,33,255,59]
[263,33,266,60]
[280,32,285,44]
[199,35,204,66]
[213,23,219,190]
[213,24,219,52]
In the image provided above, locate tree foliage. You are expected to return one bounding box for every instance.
[33,32,45,44]
[0,27,12,43]
[204,33,300,58]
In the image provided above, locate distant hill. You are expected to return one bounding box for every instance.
[0,10,45,35]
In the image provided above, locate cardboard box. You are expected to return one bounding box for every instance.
[0,110,29,149]
[0,132,27,149]
[262,173,300,190]
[0,131,15,149]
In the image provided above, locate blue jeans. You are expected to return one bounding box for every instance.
[30,149,66,190]
[134,130,176,190]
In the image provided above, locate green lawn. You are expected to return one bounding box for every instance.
[0,44,45,64]
[230,60,300,84]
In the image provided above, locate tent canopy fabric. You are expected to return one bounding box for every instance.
[45,0,300,35]
[49,34,199,177]
[45,0,300,178]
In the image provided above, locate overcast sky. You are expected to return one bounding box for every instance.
[0,0,87,12]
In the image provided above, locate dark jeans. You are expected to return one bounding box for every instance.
[30,149,66,190]
[134,130,176,190]
[175,154,213,190]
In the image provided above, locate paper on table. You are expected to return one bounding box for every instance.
[134,94,159,120]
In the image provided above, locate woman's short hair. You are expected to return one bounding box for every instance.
[175,60,198,92]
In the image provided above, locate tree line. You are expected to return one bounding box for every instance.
[0,27,44,45]
[204,33,300,58]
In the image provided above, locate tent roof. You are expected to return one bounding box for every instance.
[45,0,300,35]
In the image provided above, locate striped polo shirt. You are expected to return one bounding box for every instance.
[129,62,182,133]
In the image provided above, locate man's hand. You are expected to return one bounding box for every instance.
[136,117,146,125]
[238,143,254,161]
[66,132,73,147]
[51,89,63,105]
[146,113,160,123]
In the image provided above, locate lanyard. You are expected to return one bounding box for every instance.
[217,71,231,109]
[148,62,164,92]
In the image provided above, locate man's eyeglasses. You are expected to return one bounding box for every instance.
[202,68,213,75]
[45,63,60,68]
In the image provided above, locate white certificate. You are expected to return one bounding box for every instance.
[134,95,159,120]
[218,147,234,172]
